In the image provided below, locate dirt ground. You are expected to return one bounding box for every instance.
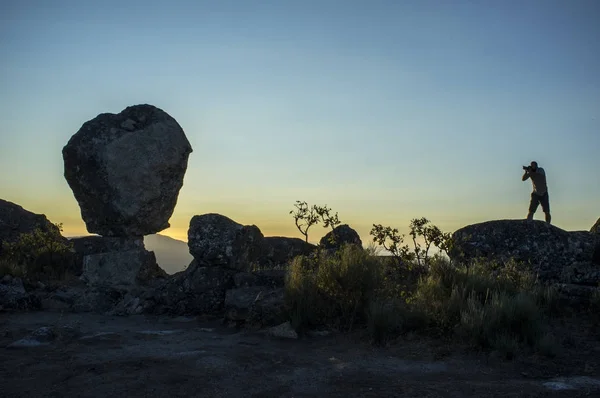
[1,311,599,398]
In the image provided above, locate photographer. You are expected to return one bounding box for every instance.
[522,161,551,224]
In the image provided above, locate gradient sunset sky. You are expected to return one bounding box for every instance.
[1,0,599,243]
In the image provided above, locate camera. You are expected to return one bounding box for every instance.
[523,165,531,171]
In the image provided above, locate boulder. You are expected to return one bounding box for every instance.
[224,286,265,322]
[224,286,287,328]
[70,235,146,276]
[62,104,193,236]
[246,288,287,328]
[451,220,600,284]
[81,247,167,288]
[0,277,41,311]
[188,214,264,271]
[266,321,298,339]
[261,237,316,268]
[0,199,66,252]
[319,224,362,250]
[150,260,236,316]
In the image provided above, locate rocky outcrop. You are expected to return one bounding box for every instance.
[188,214,316,272]
[319,224,362,250]
[62,104,193,237]
[149,261,236,316]
[261,237,316,268]
[451,220,600,285]
[0,199,66,251]
[188,214,264,272]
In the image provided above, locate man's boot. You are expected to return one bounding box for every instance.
[545,212,551,224]
[526,212,534,221]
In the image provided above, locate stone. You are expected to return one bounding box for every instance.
[319,224,362,250]
[246,288,287,328]
[81,247,167,288]
[188,214,264,271]
[0,277,41,311]
[70,235,146,276]
[266,321,298,339]
[224,286,265,322]
[62,104,193,236]
[260,237,317,268]
[150,261,236,316]
[71,287,125,313]
[451,220,600,284]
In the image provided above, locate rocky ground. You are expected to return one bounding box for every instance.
[1,311,599,398]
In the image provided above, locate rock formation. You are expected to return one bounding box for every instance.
[62,104,192,237]
[0,199,66,251]
[188,214,264,271]
[319,224,363,250]
[144,214,314,319]
[62,104,191,290]
[451,220,600,286]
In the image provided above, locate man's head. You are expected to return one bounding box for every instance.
[530,161,538,171]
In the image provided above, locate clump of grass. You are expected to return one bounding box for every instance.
[367,299,428,345]
[457,291,543,352]
[286,247,561,359]
[381,257,556,358]
[285,244,383,333]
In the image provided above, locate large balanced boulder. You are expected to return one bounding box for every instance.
[452,220,600,284]
[188,214,264,271]
[319,224,362,250]
[62,104,193,236]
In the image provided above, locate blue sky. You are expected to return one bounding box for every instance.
[1,0,599,242]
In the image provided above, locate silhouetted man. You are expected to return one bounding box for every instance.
[522,161,551,224]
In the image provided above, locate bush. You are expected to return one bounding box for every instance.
[285,231,561,359]
[285,244,383,333]
[393,257,555,357]
[0,223,74,280]
[367,299,428,345]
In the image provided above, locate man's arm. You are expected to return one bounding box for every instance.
[522,171,530,181]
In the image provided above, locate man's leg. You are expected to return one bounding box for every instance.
[540,193,551,224]
[527,193,539,221]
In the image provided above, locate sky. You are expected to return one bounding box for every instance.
[1,0,599,244]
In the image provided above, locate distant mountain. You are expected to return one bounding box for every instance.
[144,234,192,275]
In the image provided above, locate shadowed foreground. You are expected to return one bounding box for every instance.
[1,312,599,397]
